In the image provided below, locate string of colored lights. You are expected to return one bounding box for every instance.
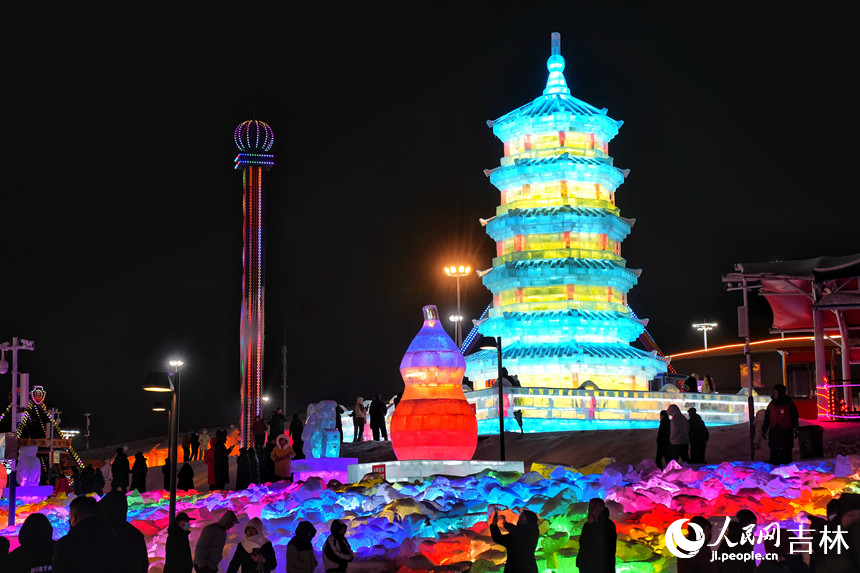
[465,33,667,395]
[235,120,273,446]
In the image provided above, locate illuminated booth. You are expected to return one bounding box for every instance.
[465,34,668,432]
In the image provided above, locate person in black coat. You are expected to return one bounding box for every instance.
[97,491,149,573]
[262,440,277,483]
[79,464,98,495]
[247,446,261,484]
[289,414,305,459]
[214,429,234,490]
[7,512,54,572]
[267,407,286,438]
[53,496,123,572]
[688,408,710,464]
[763,383,800,465]
[655,410,671,469]
[576,498,617,573]
[236,448,251,491]
[369,393,389,441]
[190,433,201,461]
[130,452,148,493]
[111,447,130,493]
[164,511,194,573]
[178,462,195,491]
[490,508,539,573]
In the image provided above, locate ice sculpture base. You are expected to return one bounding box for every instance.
[292,457,358,483]
[348,459,525,483]
[2,485,55,500]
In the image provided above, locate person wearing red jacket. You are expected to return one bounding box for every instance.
[203,437,217,491]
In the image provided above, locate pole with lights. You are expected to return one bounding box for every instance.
[444,265,471,349]
[692,322,718,350]
[480,337,505,461]
[1,337,35,528]
[142,359,183,523]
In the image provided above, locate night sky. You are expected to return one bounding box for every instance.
[3,5,857,447]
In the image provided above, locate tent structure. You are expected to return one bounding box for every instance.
[723,253,860,420]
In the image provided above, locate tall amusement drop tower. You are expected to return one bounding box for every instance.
[465,34,667,395]
[234,120,274,446]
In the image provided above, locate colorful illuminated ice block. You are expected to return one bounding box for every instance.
[234,120,274,446]
[390,305,478,460]
[466,33,667,392]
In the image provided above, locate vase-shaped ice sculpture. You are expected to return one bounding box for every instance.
[390,305,478,460]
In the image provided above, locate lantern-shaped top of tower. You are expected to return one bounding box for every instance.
[488,33,623,145]
[234,120,274,153]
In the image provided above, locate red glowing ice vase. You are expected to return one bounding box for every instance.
[390,305,478,460]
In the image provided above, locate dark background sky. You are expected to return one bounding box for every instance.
[2,4,856,448]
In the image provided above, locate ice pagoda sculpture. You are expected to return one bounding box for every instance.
[390,305,478,460]
[465,33,667,392]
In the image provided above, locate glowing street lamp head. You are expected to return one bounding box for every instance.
[444,265,471,277]
[168,360,184,370]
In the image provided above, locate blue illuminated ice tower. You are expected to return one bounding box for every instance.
[465,34,667,392]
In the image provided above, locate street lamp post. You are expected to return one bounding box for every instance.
[481,337,505,461]
[444,265,471,349]
[1,337,35,528]
[692,322,718,350]
[143,359,183,523]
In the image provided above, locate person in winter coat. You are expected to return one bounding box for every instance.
[666,404,690,463]
[200,428,211,456]
[177,462,195,491]
[7,512,54,572]
[247,446,261,484]
[253,415,268,451]
[203,437,217,490]
[268,407,286,438]
[235,447,251,491]
[369,393,388,441]
[271,434,296,481]
[110,447,130,493]
[322,519,354,572]
[763,383,799,465]
[214,429,234,490]
[53,495,122,572]
[287,520,318,573]
[130,452,148,493]
[164,511,194,573]
[262,440,277,483]
[576,498,617,573]
[226,517,277,573]
[701,374,716,393]
[182,433,192,462]
[677,516,713,573]
[352,397,367,442]
[194,509,239,573]
[490,508,539,573]
[290,414,305,459]
[97,490,149,573]
[687,408,710,464]
[190,433,201,461]
[99,458,112,493]
[79,464,98,495]
[655,410,671,469]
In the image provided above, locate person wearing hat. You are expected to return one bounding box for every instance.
[271,434,296,482]
[687,407,709,464]
[194,509,239,573]
[287,521,318,573]
[164,512,194,573]
[322,519,354,572]
[226,517,277,572]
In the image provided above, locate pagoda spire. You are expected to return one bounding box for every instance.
[543,32,570,96]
